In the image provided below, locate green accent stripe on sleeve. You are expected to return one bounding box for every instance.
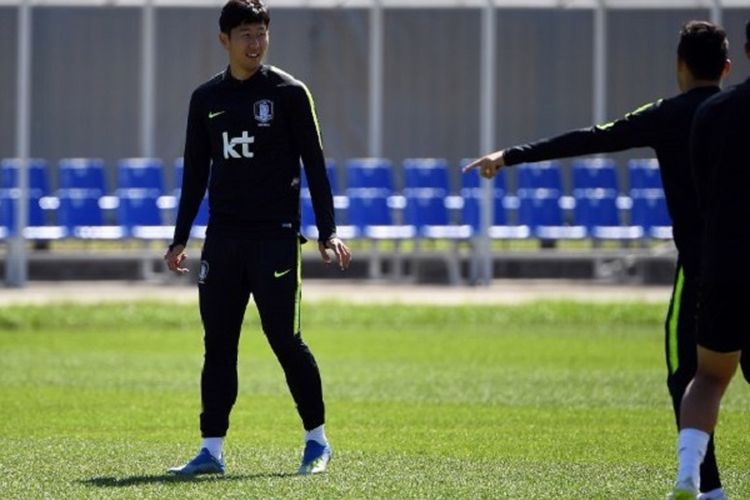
[667,266,685,375]
[595,100,659,131]
[302,83,323,149]
[595,121,618,132]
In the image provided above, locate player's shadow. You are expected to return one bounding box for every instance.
[79,471,298,488]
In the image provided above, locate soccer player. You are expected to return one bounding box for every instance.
[164,0,351,476]
[464,21,737,500]
[668,20,750,500]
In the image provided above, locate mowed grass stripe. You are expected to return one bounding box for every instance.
[0,302,748,498]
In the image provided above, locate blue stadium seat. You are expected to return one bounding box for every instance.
[403,158,450,192]
[517,188,585,240]
[117,188,172,240]
[402,185,467,285]
[0,191,64,239]
[344,159,404,241]
[574,190,619,227]
[628,159,671,239]
[0,190,46,230]
[402,158,467,240]
[0,159,63,239]
[631,189,672,240]
[628,158,663,190]
[0,196,8,239]
[1,158,52,196]
[516,161,584,240]
[571,159,641,240]
[404,188,470,240]
[346,189,413,240]
[460,167,528,239]
[58,158,108,195]
[342,187,411,281]
[571,158,618,194]
[461,166,506,224]
[517,161,563,192]
[57,189,123,239]
[573,189,642,240]
[345,158,394,193]
[117,158,165,194]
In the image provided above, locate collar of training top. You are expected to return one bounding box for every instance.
[222,65,266,86]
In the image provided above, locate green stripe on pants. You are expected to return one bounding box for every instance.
[668,266,685,375]
[294,238,302,333]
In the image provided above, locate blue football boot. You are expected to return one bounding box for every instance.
[167,448,225,476]
[297,440,332,475]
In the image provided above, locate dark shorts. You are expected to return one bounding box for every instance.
[696,280,750,353]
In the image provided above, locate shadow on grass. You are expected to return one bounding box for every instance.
[79,472,298,488]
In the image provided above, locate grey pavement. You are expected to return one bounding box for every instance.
[0,279,672,306]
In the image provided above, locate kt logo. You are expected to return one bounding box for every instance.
[222,131,254,159]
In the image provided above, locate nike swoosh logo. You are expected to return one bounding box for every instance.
[208,111,225,119]
[274,268,292,278]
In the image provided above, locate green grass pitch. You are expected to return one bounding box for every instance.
[0,301,748,498]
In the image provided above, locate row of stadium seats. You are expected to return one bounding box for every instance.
[0,158,202,240]
[0,157,671,242]
[304,157,670,242]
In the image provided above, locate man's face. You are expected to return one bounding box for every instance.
[220,22,269,78]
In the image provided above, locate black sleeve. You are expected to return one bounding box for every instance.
[503,101,661,166]
[289,84,336,242]
[171,89,211,247]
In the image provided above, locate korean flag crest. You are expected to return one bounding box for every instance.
[254,99,274,127]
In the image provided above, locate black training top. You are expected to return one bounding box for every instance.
[690,78,750,282]
[171,65,336,247]
[502,86,720,278]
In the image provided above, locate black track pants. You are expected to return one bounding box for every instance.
[197,232,325,437]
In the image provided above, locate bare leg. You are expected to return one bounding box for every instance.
[680,347,740,432]
[672,347,740,494]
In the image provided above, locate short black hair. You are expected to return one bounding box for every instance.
[677,20,728,80]
[745,19,749,44]
[219,0,269,35]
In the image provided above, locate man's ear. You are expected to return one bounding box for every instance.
[219,32,230,50]
[722,58,732,79]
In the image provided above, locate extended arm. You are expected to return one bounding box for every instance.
[463,101,660,178]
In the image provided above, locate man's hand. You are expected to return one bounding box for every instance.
[318,237,352,271]
[462,150,506,179]
[164,244,189,275]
